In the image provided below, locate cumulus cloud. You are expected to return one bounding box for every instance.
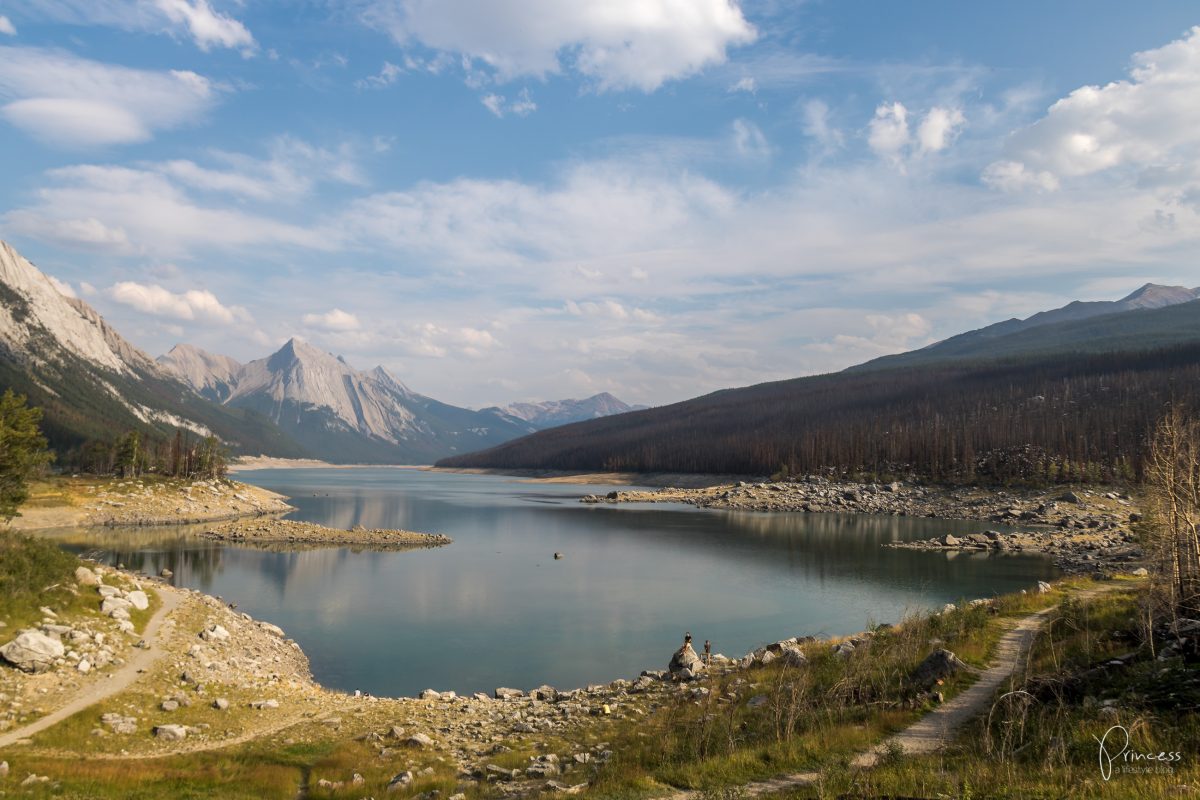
[108,281,250,324]
[988,26,1200,187]
[46,275,76,298]
[361,0,756,91]
[6,0,254,53]
[802,99,843,151]
[916,106,965,153]
[0,46,220,147]
[303,308,361,331]
[869,102,965,168]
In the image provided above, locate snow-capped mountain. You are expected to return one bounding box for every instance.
[482,392,641,430]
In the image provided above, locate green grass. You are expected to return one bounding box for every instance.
[0,533,87,629]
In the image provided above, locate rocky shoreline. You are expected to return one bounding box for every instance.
[199,518,452,549]
[84,478,294,527]
[582,477,1145,574]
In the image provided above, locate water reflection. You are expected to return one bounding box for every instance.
[44,469,1058,697]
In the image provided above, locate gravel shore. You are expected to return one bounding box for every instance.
[199,518,452,549]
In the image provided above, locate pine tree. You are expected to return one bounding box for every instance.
[0,390,52,522]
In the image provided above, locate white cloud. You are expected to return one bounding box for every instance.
[5,163,333,255]
[0,46,219,147]
[108,281,250,324]
[869,102,966,168]
[867,102,911,166]
[153,0,255,52]
[916,106,965,153]
[729,76,756,93]
[989,26,1200,185]
[356,61,404,89]
[7,0,254,53]
[0,16,16,35]
[731,118,770,159]
[981,160,1059,193]
[802,99,843,151]
[303,308,361,331]
[480,88,536,118]
[361,0,756,91]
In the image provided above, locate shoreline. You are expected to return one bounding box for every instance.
[199,517,452,549]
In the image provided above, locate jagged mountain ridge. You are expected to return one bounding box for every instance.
[0,240,306,458]
[157,344,242,403]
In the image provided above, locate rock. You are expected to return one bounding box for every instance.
[1060,491,1083,504]
[406,732,434,748]
[77,658,91,674]
[154,724,188,741]
[0,761,7,779]
[387,772,414,792]
[669,642,705,677]
[97,585,121,598]
[100,713,137,735]
[532,685,558,701]
[419,689,441,700]
[780,646,808,668]
[161,700,179,712]
[494,687,525,700]
[101,596,133,615]
[912,648,968,689]
[160,568,174,579]
[75,566,99,586]
[250,699,279,710]
[200,624,230,643]
[213,698,229,710]
[259,622,285,638]
[1037,581,1053,594]
[0,629,65,673]
[832,641,856,658]
[942,534,961,546]
[1132,567,1149,577]
[126,591,150,611]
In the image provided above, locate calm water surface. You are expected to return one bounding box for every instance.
[51,468,1058,697]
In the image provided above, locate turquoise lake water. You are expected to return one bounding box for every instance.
[55,468,1059,697]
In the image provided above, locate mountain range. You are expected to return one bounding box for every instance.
[439,282,1200,481]
[0,240,638,465]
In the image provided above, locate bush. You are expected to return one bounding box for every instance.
[0,534,78,619]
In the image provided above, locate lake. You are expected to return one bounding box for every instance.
[49,468,1058,698]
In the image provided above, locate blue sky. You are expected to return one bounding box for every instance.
[0,1,1198,407]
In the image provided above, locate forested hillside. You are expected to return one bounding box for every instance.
[439,341,1200,484]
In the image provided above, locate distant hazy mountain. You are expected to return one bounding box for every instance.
[439,283,1200,479]
[0,240,304,458]
[481,392,641,430]
[159,337,535,463]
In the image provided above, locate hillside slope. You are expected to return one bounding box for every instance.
[439,300,1200,481]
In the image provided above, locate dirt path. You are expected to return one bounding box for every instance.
[0,590,183,750]
[660,588,1111,799]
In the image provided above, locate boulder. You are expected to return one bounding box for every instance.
[419,689,441,700]
[912,648,968,689]
[1131,567,1149,577]
[0,630,65,673]
[1037,581,1053,594]
[1059,491,1083,505]
[126,591,150,611]
[74,566,99,586]
[101,596,133,615]
[942,534,962,546]
[200,624,230,643]
[100,713,137,734]
[154,724,188,742]
[97,585,121,598]
[780,646,808,668]
[669,642,705,677]
[406,733,435,748]
[387,772,414,792]
[494,687,525,700]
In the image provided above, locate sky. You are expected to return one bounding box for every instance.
[0,1,1198,409]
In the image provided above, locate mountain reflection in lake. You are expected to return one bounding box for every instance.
[46,468,1059,698]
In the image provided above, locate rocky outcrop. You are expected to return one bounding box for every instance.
[0,631,65,673]
[668,643,705,679]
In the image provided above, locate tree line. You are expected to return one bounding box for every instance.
[441,343,1200,486]
[70,428,229,480]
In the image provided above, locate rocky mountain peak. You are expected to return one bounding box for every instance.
[1119,283,1199,310]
